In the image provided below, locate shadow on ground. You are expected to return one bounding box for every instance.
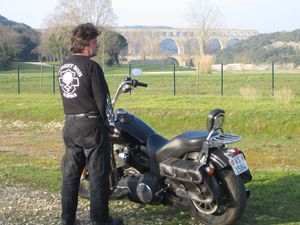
[237,171,300,225]
[111,170,300,225]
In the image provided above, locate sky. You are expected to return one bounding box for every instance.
[0,0,299,33]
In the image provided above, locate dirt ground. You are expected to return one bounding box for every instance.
[0,121,64,159]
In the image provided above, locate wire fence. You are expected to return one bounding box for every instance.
[0,63,299,97]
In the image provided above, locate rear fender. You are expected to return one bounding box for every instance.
[209,148,230,170]
[210,149,252,184]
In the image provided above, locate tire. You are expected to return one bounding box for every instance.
[191,169,247,225]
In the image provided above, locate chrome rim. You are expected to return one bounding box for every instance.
[192,200,218,215]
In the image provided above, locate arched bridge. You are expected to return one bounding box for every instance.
[115,27,258,66]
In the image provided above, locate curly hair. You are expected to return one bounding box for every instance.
[70,23,100,53]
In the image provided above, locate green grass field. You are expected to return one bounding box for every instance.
[0,63,300,224]
[1,62,299,97]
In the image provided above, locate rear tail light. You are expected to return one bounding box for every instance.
[226,148,240,156]
[205,163,215,176]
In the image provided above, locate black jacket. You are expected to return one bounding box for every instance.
[58,55,112,126]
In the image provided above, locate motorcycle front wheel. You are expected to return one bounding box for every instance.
[191,169,247,225]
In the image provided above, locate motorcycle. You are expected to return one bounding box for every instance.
[79,68,252,225]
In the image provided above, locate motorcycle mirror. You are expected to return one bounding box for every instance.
[206,109,225,132]
[131,68,142,77]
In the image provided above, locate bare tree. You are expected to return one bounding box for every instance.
[39,0,117,65]
[185,0,222,56]
[48,0,116,29]
[185,0,222,93]
[139,33,161,60]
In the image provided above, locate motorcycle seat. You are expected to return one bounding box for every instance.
[146,131,210,162]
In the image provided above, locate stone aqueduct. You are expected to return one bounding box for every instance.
[116,27,258,66]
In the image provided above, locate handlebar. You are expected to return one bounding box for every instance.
[132,80,148,87]
[111,78,148,108]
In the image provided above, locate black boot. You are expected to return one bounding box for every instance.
[91,217,125,225]
[62,219,81,225]
[107,217,124,225]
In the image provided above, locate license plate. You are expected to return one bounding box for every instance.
[229,154,249,175]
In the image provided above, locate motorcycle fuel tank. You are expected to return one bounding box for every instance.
[114,109,155,144]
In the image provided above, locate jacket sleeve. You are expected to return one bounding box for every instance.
[90,63,112,127]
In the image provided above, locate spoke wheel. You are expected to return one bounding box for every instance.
[190,169,247,225]
[192,200,218,215]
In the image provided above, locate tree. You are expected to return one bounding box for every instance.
[0,24,17,66]
[185,0,222,56]
[49,0,116,29]
[11,24,40,61]
[185,0,222,92]
[105,30,128,65]
[0,15,40,63]
[48,25,72,63]
[41,0,117,65]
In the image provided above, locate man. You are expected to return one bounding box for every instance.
[58,23,124,225]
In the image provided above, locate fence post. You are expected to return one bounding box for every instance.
[52,65,56,94]
[221,63,224,96]
[17,65,20,94]
[173,64,176,96]
[272,62,275,96]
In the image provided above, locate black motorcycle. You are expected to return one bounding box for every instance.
[80,68,252,225]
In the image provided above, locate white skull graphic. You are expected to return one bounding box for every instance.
[59,68,79,94]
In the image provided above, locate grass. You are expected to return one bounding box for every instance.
[0,62,300,224]
[0,152,61,190]
[1,94,300,169]
[0,93,299,136]
[1,62,299,96]
[0,151,299,225]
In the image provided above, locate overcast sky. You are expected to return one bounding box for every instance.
[0,0,299,33]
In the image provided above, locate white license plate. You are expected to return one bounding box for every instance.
[229,154,249,175]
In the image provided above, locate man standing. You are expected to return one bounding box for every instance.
[58,23,123,225]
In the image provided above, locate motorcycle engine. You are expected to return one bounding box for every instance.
[117,172,162,204]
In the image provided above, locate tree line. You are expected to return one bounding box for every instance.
[0,15,40,66]
[216,29,300,66]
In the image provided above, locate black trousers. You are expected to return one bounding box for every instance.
[61,116,110,225]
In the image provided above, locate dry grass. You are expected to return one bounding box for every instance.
[275,88,295,103]
[240,86,258,100]
[194,55,214,74]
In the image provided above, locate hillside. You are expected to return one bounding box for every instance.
[216,29,300,66]
[0,15,40,62]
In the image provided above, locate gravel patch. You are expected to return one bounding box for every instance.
[0,185,200,225]
[0,185,166,225]
[0,185,91,225]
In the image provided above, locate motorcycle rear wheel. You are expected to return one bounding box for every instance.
[191,169,247,225]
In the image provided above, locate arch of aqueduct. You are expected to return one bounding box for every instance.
[116,27,258,66]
